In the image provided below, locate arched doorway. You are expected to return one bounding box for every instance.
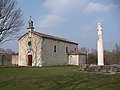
[28,55,32,66]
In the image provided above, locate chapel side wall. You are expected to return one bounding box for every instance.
[42,38,78,66]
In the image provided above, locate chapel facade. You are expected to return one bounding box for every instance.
[18,18,78,67]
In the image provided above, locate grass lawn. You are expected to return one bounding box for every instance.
[0,66,120,90]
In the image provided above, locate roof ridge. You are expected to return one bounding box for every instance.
[19,31,78,45]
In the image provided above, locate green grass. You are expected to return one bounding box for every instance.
[0,66,120,90]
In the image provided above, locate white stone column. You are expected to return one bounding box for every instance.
[97,23,104,66]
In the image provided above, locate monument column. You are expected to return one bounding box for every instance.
[97,23,104,66]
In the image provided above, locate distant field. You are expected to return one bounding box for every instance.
[0,66,120,90]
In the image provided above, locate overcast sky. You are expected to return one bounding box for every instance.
[0,0,120,52]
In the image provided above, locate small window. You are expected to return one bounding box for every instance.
[75,48,76,51]
[43,38,45,41]
[66,47,68,53]
[28,41,31,46]
[54,45,56,53]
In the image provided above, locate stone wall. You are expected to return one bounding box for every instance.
[42,38,78,66]
[0,54,2,65]
[80,64,120,73]
[12,55,18,65]
[0,54,12,66]
[79,55,86,65]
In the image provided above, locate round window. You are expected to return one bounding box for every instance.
[28,41,31,46]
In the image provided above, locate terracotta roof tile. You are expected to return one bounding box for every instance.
[69,51,86,55]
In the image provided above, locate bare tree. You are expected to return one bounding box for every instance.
[79,47,88,54]
[87,49,97,64]
[104,50,114,65]
[5,48,15,55]
[112,43,120,64]
[0,0,23,43]
[0,47,5,53]
[0,47,15,54]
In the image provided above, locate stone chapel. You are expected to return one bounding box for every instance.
[18,18,78,67]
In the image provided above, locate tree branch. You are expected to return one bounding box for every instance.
[0,0,23,43]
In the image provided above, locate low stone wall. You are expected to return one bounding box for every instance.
[79,64,120,73]
[0,54,12,66]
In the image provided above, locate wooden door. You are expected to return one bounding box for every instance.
[28,55,32,66]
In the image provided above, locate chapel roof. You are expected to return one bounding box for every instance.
[19,31,78,45]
